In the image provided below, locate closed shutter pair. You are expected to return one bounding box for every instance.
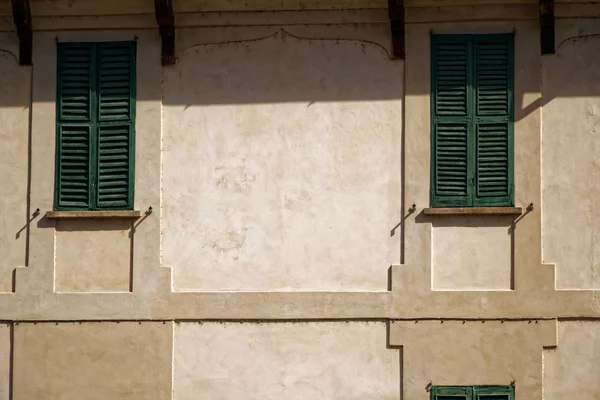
[431,34,514,207]
[55,42,136,211]
[431,386,514,400]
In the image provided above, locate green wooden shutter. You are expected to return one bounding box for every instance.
[431,34,513,208]
[55,44,94,209]
[473,35,514,206]
[55,42,135,211]
[433,386,513,400]
[473,386,514,400]
[432,386,473,400]
[431,36,472,207]
[96,42,136,209]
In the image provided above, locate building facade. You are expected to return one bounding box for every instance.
[0,0,599,398]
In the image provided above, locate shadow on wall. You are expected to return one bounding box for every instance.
[161,30,600,110]
[164,30,403,106]
[517,34,600,122]
[541,34,600,105]
[0,30,598,108]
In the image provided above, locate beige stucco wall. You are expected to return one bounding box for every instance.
[390,320,556,400]
[544,321,600,400]
[542,30,600,289]
[432,216,513,290]
[0,35,30,293]
[1,4,600,400]
[3,1,597,319]
[13,322,173,400]
[162,27,402,291]
[0,324,9,400]
[54,219,133,292]
[174,322,399,400]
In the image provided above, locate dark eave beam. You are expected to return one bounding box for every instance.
[154,0,175,65]
[539,0,555,54]
[10,0,32,65]
[388,0,405,59]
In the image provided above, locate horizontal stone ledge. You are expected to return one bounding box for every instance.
[422,207,523,216]
[45,210,143,219]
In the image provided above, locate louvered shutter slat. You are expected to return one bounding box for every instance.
[476,38,510,116]
[55,42,135,211]
[58,46,92,121]
[432,386,473,400]
[433,41,468,116]
[56,125,92,208]
[431,34,513,208]
[431,37,472,207]
[56,45,93,209]
[98,44,134,122]
[434,122,469,197]
[96,42,135,209]
[473,35,513,206]
[476,122,509,198]
[474,386,513,400]
[96,123,133,204]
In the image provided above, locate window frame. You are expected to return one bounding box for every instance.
[430,33,515,208]
[54,41,136,211]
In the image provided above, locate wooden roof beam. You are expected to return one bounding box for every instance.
[154,0,175,65]
[388,0,405,59]
[10,0,32,65]
[539,0,555,54]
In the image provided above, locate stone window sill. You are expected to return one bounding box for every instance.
[45,210,142,219]
[422,207,523,216]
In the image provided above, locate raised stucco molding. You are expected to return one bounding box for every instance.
[388,319,558,399]
[181,28,393,60]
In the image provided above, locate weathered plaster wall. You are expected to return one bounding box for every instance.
[13,322,173,400]
[432,216,513,290]
[390,320,556,400]
[162,27,402,291]
[1,7,600,400]
[0,35,30,293]
[0,324,9,400]
[0,7,598,321]
[544,321,600,400]
[542,31,600,289]
[54,220,133,292]
[174,322,399,400]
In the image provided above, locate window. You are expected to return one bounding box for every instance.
[431,386,514,400]
[431,34,514,208]
[54,42,136,211]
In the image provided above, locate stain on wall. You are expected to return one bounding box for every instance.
[173,322,399,400]
[162,30,403,291]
